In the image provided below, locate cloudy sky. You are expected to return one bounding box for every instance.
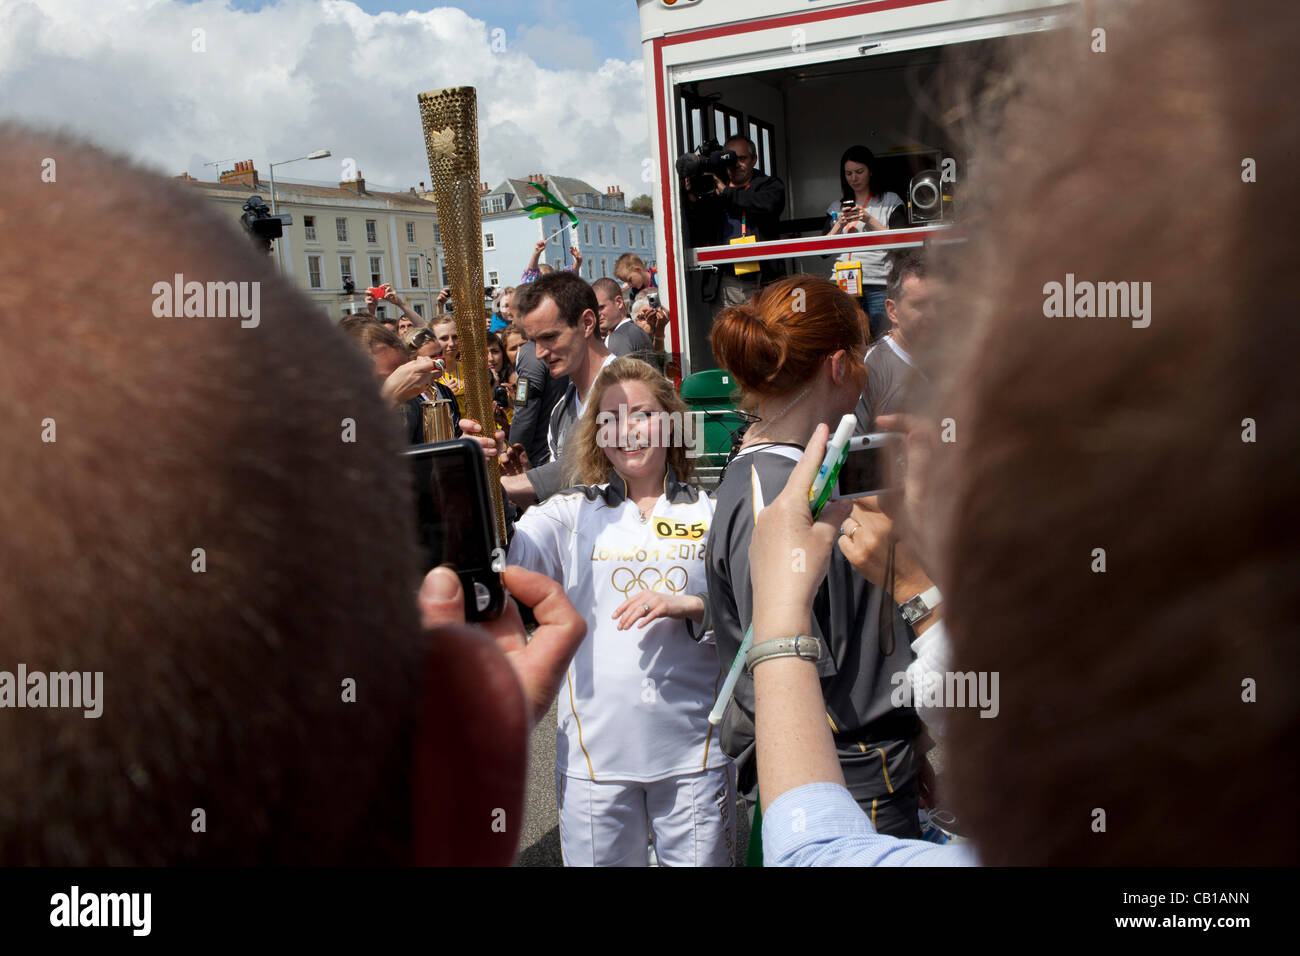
[0,0,653,195]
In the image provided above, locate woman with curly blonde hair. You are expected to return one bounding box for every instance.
[507,356,735,867]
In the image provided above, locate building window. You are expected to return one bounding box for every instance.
[365,219,378,243]
[748,117,777,176]
[375,305,387,318]
[433,224,441,244]
[714,105,743,142]
[488,270,499,286]
[339,255,354,285]
[304,216,317,242]
[440,262,449,286]
[369,256,383,285]
[611,226,618,248]
[413,302,424,318]
[585,260,593,279]
[600,258,607,278]
[628,227,634,247]
[405,221,415,244]
[640,227,647,246]
[484,232,495,249]
[583,223,590,245]
[307,255,322,289]
[336,217,349,243]
[408,256,421,288]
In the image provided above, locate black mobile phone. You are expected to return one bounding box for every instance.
[833,433,904,500]
[840,199,857,210]
[403,439,506,621]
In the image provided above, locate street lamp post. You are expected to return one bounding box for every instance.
[268,148,331,274]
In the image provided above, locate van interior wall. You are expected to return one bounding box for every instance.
[782,59,952,219]
[694,39,1033,222]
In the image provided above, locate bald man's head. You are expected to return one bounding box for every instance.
[0,125,438,863]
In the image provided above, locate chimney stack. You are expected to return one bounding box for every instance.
[218,160,260,188]
[340,170,366,194]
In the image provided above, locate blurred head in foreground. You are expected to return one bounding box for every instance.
[0,124,528,864]
[922,0,1298,863]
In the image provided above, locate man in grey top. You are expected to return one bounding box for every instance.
[855,249,932,432]
[592,277,653,360]
[461,272,613,506]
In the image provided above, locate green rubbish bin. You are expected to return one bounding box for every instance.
[680,369,747,483]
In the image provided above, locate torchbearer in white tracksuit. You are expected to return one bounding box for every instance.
[508,357,736,866]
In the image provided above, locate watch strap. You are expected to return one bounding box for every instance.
[899,585,943,627]
[745,635,823,672]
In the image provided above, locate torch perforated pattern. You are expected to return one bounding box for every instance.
[418,86,507,546]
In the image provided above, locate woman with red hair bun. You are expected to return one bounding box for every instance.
[705,275,927,843]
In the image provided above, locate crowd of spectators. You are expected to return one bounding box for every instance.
[2,0,1291,872]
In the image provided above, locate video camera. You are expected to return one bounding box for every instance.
[240,195,292,253]
[675,139,737,197]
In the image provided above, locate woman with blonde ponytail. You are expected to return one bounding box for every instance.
[507,357,736,866]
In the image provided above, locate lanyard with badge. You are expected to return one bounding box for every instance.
[831,201,865,297]
[729,194,760,276]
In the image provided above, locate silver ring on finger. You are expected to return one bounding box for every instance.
[643,604,651,614]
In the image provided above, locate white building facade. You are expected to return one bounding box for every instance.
[479,174,655,287]
[178,162,446,322]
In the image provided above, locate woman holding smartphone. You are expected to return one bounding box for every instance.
[705,275,925,846]
[507,358,736,867]
[825,145,904,339]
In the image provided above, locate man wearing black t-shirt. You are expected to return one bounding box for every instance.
[685,135,786,312]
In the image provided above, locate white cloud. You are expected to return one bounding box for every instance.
[0,0,652,195]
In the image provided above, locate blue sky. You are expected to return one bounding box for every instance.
[183,0,643,69]
[3,0,654,196]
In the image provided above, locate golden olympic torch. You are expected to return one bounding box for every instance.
[418,86,507,548]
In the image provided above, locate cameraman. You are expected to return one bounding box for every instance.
[684,135,786,310]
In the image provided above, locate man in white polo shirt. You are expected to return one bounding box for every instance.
[857,249,933,430]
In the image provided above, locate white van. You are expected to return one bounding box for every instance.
[635,0,1074,374]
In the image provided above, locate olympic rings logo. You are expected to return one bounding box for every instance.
[610,565,689,595]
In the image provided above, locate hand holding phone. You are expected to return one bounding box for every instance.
[832,432,904,500]
[417,563,587,729]
[404,439,505,621]
[809,414,857,517]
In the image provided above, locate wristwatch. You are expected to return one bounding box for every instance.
[899,586,942,628]
[745,635,822,672]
